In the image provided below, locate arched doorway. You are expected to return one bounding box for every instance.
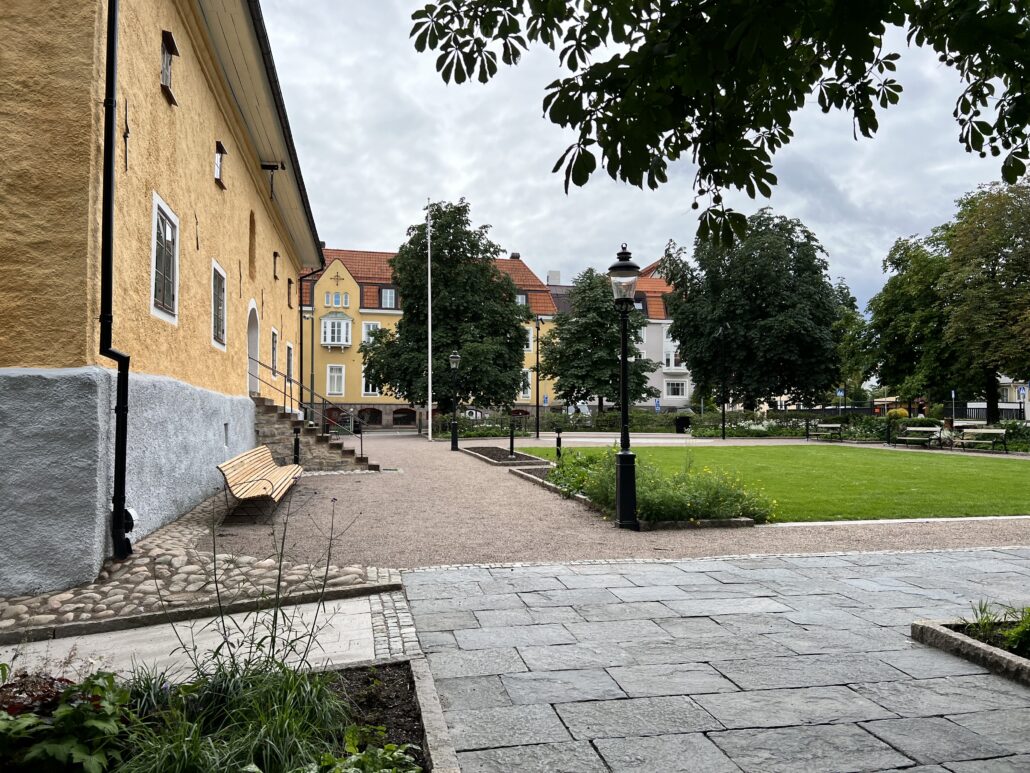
[393,407,415,426]
[359,407,383,426]
[247,305,259,394]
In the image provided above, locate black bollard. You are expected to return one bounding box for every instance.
[556,427,563,459]
[509,418,516,458]
[293,425,301,464]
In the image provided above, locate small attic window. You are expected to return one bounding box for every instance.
[214,141,227,188]
[160,30,179,105]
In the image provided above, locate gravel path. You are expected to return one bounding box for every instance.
[215,436,1030,569]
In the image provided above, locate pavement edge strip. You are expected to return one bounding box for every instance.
[409,655,461,773]
[912,619,1030,688]
[0,581,402,646]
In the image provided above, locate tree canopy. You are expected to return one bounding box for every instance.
[866,182,1030,422]
[360,199,530,411]
[412,1,1029,242]
[660,209,840,407]
[538,268,658,411]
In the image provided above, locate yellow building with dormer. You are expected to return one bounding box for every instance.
[0,0,323,594]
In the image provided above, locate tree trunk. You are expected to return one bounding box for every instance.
[597,396,604,414]
[985,370,1000,425]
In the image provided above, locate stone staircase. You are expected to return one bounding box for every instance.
[252,396,378,473]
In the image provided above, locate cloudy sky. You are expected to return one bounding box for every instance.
[263,1,1002,308]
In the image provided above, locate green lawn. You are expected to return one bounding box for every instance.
[523,445,1030,522]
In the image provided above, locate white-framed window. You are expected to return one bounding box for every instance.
[362,368,379,396]
[321,317,351,346]
[516,293,527,306]
[521,369,532,400]
[271,328,279,377]
[214,141,227,187]
[285,343,294,384]
[633,296,645,312]
[665,380,687,398]
[663,326,682,369]
[381,288,396,309]
[333,292,342,307]
[211,259,226,349]
[327,365,345,395]
[150,192,179,323]
[362,321,381,343]
[524,325,534,352]
[160,30,179,103]
[343,292,350,308]
[324,291,331,306]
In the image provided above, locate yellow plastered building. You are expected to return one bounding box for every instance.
[0,0,324,594]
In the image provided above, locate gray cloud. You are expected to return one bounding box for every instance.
[265,2,1002,308]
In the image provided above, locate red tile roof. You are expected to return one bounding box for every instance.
[326,249,394,282]
[494,257,558,315]
[640,259,663,278]
[637,276,673,319]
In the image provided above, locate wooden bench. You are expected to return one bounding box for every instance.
[953,427,1008,453]
[809,423,843,441]
[894,425,942,449]
[217,445,303,506]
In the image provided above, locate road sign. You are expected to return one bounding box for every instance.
[543,395,549,406]
[1019,387,1027,399]
[836,388,845,397]
[654,398,661,413]
[951,389,956,399]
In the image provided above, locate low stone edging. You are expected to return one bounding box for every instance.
[507,467,756,529]
[460,447,550,466]
[409,655,461,773]
[911,619,1030,688]
[0,580,401,646]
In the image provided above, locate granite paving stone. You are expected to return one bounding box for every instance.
[655,616,733,639]
[563,619,668,642]
[606,663,739,697]
[501,668,625,704]
[445,704,570,750]
[410,610,479,632]
[711,612,804,635]
[593,733,741,772]
[852,675,1030,717]
[861,716,1012,764]
[457,741,608,773]
[696,685,896,729]
[572,601,678,622]
[943,755,1030,772]
[877,647,990,679]
[663,597,792,616]
[766,626,913,654]
[518,641,639,671]
[403,581,482,600]
[708,723,914,773]
[417,631,457,652]
[712,653,910,690]
[946,708,1030,754]
[477,576,566,595]
[556,695,722,739]
[631,634,796,663]
[555,573,634,589]
[473,606,585,627]
[454,623,576,650]
[780,608,871,629]
[519,588,621,607]
[404,568,495,585]
[434,675,512,711]
[426,647,527,679]
[408,593,525,614]
[607,585,694,602]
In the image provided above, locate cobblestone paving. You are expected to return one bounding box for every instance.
[0,491,384,635]
[371,590,419,659]
[406,548,1030,772]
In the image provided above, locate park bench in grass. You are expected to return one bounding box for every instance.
[894,425,942,449]
[809,423,843,441]
[953,426,1008,453]
[217,445,302,508]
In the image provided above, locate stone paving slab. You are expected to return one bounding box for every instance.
[405,548,1030,771]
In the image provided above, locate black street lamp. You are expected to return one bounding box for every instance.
[535,315,542,439]
[449,351,461,451]
[608,244,640,530]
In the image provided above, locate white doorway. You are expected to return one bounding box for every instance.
[247,305,259,394]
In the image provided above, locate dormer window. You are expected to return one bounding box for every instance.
[160,30,179,105]
[516,293,527,306]
[214,142,227,188]
[381,288,396,309]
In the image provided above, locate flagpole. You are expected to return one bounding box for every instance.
[427,200,433,441]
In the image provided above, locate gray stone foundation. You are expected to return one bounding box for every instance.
[0,366,254,595]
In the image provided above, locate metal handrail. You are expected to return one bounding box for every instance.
[247,356,364,459]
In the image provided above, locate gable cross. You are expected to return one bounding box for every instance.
[332,272,343,285]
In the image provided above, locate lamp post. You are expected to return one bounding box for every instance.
[535,315,542,439]
[608,244,640,530]
[449,351,461,451]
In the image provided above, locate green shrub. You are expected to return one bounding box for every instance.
[887,408,909,420]
[547,447,774,523]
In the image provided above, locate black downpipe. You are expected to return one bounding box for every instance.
[298,265,322,422]
[99,0,133,559]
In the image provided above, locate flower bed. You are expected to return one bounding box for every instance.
[545,448,775,524]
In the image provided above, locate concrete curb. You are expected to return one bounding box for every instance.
[409,655,460,773]
[0,581,402,646]
[460,447,550,466]
[912,619,1030,688]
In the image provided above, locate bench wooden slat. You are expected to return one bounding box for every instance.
[218,446,303,505]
